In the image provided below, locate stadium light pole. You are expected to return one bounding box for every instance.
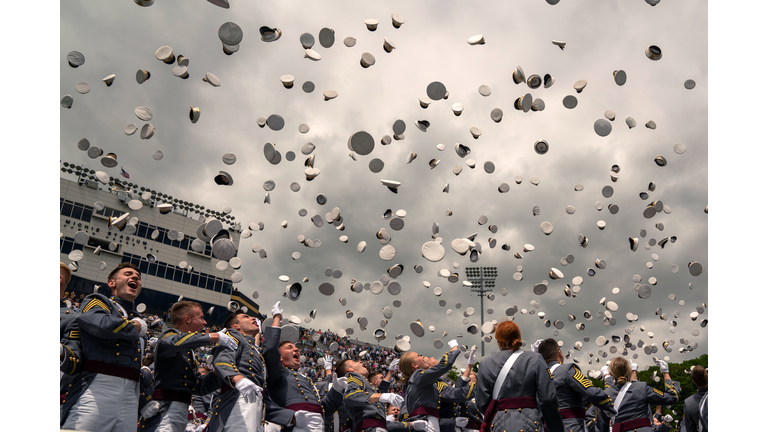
[464,266,497,357]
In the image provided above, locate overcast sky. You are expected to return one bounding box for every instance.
[54,0,714,373]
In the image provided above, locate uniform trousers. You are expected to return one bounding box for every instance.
[154,400,190,432]
[212,393,263,432]
[61,373,139,432]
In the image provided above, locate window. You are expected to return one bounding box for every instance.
[173,267,183,283]
[179,237,190,250]
[164,267,175,281]
[222,281,232,295]
[61,201,74,218]
[138,260,149,274]
[214,278,223,292]
[71,204,83,220]
[81,205,93,222]
[156,262,167,279]
[206,276,216,291]
[181,271,191,285]
[60,237,74,255]
[130,254,141,266]
[190,272,199,287]
[148,262,158,277]
[137,222,148,238]
[197,274,207,289]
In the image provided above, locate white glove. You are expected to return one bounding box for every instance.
[411,420,428,431]
[448,339,458,349]
[216,330,237,350]
[655,358,669,373]
[140,400,161,420]
[455,417,469,427]
[148,337,158,348]
[467,346,477,367]
[332,373,348,392]
[132,318,148,337]
[236,378,263,403]
[294,410,323,429]
[271,301,283,317]
[631,362,638,371]
[256,318,263,334]
[379,393,404,407]
[531,339,545,353]
[386,415,395,422]
[324,354,333,371]
[600,365,610,378]
[663,414,673,423]
[196,424,208,432]
[388,358,400,371]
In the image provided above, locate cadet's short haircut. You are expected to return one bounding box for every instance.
[171,300,203,326]
[60,262,72,285]
[368,371,383,382]
[537,339,560,362]
[223,312,245,329]
[691,365,708,388]
[108,263,141,281]
[335,359,351,378]
[279,341,293,348]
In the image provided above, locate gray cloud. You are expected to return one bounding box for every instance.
[60,0,707,372]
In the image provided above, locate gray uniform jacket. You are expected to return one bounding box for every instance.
[139,328,220,431]
[596,380,680,432]
[343,372,387,431]
[263,326,344,430]
[585,405,597,432]
[60,293,144,425]
[547,360,616,431]
[403,349,460,421]
[682,387,707,432]
[207,329,266,430]
[476,350,564,432]
[455,379,483,430]
[438,377,477,432]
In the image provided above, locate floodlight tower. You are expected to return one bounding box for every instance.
[464,266,497,357]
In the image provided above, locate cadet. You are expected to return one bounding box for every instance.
[596,357,680,432]
[207,311,266,432]
[475,320,564,432]
[436,349,476,432]
[682,365,707,432]
[398,339,462,432]
[455,371,483,432]
[140,300,237,431]
[336,358,404,432]
[263,302,345,432]
[60,263,148,432]
[368,358,398,393]
[537,338,616,431]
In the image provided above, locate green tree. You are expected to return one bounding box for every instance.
[446,366,460,382]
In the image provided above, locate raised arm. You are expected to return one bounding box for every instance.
[564,364,616,416]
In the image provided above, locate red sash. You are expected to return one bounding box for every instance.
[354,418,388,432]
[410,407,440,418]
[613,417,651,431]
[559,407,586,419]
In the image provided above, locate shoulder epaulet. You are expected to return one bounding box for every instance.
[348,376,365,388]
[572,369,593,388]
[436,381,449,391]
[82,298,110,313]
[225,330,240,346]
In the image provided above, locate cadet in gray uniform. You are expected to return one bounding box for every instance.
[140,300,236,432]
[596,357,680,432]
[437,348,477,432]
[263,302,345,432]
[207,311,266,432]
[336,358,404,432]
[475,320,564,432]
[398,339,462,432]
[60,263,148,432]
[537,338,616,431]
[682,365,707,432]
[455,371,483,432]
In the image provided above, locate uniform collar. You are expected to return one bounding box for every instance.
[546,360,560,367]
[111,295,136,312]
[698,387,708,394]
